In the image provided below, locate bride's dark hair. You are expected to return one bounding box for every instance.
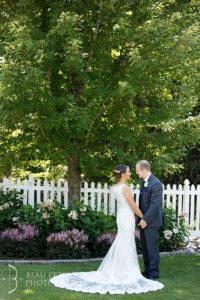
[113,164,128,180]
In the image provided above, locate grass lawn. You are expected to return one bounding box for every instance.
[0,256,199,300]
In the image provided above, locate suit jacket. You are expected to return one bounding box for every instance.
[139,174,164,227]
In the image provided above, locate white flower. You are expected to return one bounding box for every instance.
[42,212,50,220]
[173,228,179,234]
[0,203,10,211]
[80,207,87,215]
[80,207,87,212]
[12,217,19,222]
[39,202,45,209]
[180,211,187,218]
[164,230,173,240]
[46,199,54,210]
[144,181,149,188]
[68,210,78,220]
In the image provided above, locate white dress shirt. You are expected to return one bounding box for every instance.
[144,172,151,183]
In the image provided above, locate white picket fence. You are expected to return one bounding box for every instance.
[0,175,200,235]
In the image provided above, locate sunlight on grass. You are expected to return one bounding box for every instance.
[22,289,34,295]
[175,289,185,294]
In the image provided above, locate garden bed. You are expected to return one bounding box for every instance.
[0,189,192,260]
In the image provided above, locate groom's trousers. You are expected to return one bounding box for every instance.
[140,226,160,277]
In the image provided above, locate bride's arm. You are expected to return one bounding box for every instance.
[122,185,143,218]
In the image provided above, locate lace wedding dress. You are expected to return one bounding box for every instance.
[49,183,164,294]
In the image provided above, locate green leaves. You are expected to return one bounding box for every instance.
[0,0,199,186]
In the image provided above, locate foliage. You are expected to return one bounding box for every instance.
[0,189,23,230]
[159,206,190,251]
[66,201,117,245]
[0,1,199,198]
[0,188,192,258]
[46,229,90,259]
[95,232,117,257]
[0,224,40,258]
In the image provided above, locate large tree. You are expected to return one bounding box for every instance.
[0,0,199,204]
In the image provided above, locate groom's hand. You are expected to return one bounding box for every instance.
[139,219,147,229]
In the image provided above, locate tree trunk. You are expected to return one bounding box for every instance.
[67,154,81,207]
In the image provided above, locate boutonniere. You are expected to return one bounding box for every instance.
[144,181,149,188]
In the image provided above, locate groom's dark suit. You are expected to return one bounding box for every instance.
[139,174,163,278]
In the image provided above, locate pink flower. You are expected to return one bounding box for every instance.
[135,230,140,239]
[97,232,116,245]
[47,229,88,247]
[0,225,38,242]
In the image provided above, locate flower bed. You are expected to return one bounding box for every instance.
[46,229,90,259]
[0,225,40,258]
[0,189,190,259]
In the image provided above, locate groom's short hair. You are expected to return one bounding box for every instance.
[136,160,151,171]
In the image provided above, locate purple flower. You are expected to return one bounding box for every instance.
[0,225,38,242]
[47,229,88,247]
[135,229,140,239]
[97,232,116,245]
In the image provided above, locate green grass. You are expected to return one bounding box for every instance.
[0,256,199,300]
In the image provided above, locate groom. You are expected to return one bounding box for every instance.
[136,160,163,280]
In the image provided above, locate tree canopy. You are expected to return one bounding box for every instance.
[0,0,199,203]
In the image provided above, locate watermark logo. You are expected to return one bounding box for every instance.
[2,264,21,294]
[2,265,62,294]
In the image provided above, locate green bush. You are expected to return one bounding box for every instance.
[9,196,117,257]
[0,239,40,258]
[0,189,23,230]
[159,206,190,251]
[66,201,117,251]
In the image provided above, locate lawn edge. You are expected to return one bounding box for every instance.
[0,248,198,265]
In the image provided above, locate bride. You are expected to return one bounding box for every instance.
[49,164,164,294]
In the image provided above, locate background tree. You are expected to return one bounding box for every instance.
[0,0,199,204]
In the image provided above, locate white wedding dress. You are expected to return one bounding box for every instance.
[49,183,164,294]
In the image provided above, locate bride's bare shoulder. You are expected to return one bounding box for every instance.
[122,184,131,192]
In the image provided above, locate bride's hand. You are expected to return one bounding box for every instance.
[139,219,147,229]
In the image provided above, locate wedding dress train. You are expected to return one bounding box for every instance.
[49,183,164,294]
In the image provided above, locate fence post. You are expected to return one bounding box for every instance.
[110,186,116,215]
[64,180,68,208]
[183,179,190,224]
[28,174,35,207]
[2,177,7,193]
[196,185,200,232]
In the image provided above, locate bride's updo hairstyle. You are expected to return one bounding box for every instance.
[113,164,128,181]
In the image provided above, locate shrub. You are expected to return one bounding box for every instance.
[66,201,117,256]
[0,189,23,230]
[96,232,116,257]
[18,199,69,255]
[159,206,190,251]
[0,224,40,258]
[0,190,190,258]
[46,229,90,259]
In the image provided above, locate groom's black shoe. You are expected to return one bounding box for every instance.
[141,271,149,278]
[148,275,160,280]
